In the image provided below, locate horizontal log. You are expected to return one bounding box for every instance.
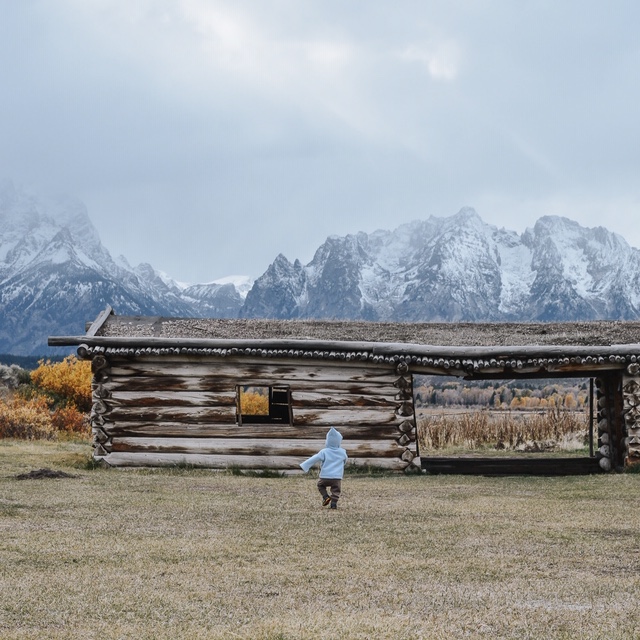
[422,456,600,475]
[110,437,404,458]
[101,405,400,427]
[105,390,237,408]
[51,334,640,360]
[102,421,402,439]
[101,376,401,396]
[100,451,409,470]
[101,389,400,409]
[107,361,397,383]
[57,336,389,353]
[545,362,625,374]
[290,390,398,408]
[105,406,237,424]
[293,407,400,427]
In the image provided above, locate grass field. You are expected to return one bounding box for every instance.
[417,407,589,455]
[2,439,640,639]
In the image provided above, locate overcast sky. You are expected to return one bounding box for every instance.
[2,1,639,284]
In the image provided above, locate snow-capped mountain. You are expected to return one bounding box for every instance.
[0,181,245,354]
[242,207,640,323]
[3,178,640,356]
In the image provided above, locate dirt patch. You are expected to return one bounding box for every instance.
[13,468,78,480]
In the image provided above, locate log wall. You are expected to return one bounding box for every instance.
[623,367,640,467]
[90,354,419,471]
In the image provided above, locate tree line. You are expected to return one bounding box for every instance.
[413,376,589,411]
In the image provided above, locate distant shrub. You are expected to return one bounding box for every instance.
[30,356,92,413]
[52,405,89,435]
[0,396,55,439]
[0,363,29,389]
[0,356,92,439]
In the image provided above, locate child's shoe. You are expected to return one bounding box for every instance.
[330,502,337,509]
[322,495,331,507]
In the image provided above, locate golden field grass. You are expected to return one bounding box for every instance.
[2,439,640,639]
[417,407,589,455]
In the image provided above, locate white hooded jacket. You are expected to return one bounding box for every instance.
[299,427,348,478]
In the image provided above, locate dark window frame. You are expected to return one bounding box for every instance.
[236,384,293,425]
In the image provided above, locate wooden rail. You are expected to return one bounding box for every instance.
[422,456,602,476]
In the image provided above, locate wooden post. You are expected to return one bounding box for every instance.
[612,373,625,469]
[595,376,613,471]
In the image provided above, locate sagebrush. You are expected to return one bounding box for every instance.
[0,356,91,439]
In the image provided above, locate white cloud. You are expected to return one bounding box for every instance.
[399,41,462,81]
[2,0,639,283]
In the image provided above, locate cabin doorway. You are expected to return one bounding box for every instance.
[414,375,602,475]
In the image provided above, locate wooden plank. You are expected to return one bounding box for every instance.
[421,456,602,476]
[110,437,404,458]
[101,376,400,395]
[292,407,400,427]
[105,390,237,408]
[101,451,408,470]
[51,333,640,358]
[102,421,401,439]
[56,336,388,352]
[102,389,399,409]
[107,361,397,383]
[290,391,397,408]
[104,406,237,423]
[86,305,113,337]
[102,405,399,426]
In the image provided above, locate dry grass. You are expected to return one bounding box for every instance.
[418,407,589,454]
[2,439,640,639]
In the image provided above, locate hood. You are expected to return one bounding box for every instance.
[325,427,343,449]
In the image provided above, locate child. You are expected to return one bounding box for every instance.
[299,427,348,509]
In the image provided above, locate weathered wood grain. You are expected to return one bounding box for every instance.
[289,390,397,408]
[109,437,404,458]
[292,407,400,427]
[101,376,400,396]
[102,405,400,426]
[101,451,409,470]
[103,389,399,409]
[85,305,113,337]
[102,421,401,439]
[107,360,397,382]
[104,406,237,423]
[105,390,237,408]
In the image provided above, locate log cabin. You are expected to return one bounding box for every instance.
[49,306,640,473]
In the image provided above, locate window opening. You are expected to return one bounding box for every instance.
[237,385,292,425]
[415,375,593,458]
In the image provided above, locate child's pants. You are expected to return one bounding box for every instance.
[317,478,342,502]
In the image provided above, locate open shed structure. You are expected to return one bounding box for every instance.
[49,306,640,473]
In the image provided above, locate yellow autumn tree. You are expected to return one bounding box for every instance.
[30,356,92,412]
[240,387,269,415]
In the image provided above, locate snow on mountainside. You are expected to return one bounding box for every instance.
[0,181,247,354]
[243,207,640,323]
[3,178,640,355]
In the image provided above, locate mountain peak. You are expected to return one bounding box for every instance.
[454,206,481,221]
[242,209,640,323]
[2,181,640,354]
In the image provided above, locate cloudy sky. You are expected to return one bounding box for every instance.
[1,1,639,284]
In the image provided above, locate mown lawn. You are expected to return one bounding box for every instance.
[1,439,640,639]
